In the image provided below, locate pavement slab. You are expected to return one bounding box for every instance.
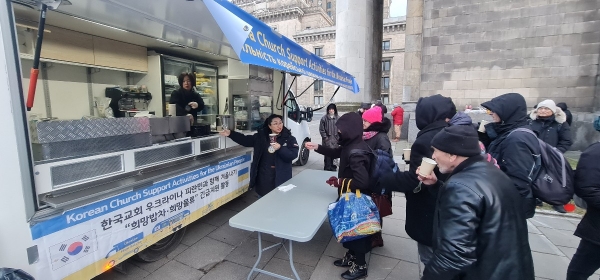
[175,237,236,270]
[143,260,204,280]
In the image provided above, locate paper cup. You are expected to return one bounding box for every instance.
[478,120,489,133]
[269,134,277,143]
[419,157,437,177]
[403,149,411,161]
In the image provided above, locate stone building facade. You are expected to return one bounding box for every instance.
[233,0,406,107]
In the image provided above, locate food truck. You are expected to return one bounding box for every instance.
[0,0,359,279]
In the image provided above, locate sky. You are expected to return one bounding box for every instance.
[389,0,407,17]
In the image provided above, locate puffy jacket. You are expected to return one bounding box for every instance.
[528,109,572,153]
[228,127,298,196]
[423,157,535,280]
[391,106,404,125]
[380,94,455,246]
[573,142,600,246]
[481,93,540,219]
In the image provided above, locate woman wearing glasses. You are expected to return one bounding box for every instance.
[219,114,299,197]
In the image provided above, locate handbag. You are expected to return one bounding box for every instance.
[370,193,393,218]
[328,179,382,243]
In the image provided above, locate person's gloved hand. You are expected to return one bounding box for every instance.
[326,176,341,188]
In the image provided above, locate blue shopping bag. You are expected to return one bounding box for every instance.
[328,180,381,243]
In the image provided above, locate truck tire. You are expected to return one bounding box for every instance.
[133,227,186,262]
[296,141,310,166]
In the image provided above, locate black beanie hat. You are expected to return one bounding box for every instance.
[431,125,481,157]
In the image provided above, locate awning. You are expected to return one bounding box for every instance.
[203,0,360,93]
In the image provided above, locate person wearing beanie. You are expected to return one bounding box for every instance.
[378,94,456,270]
[319,103,340,171]
[480,93,541,219]
[528,99,573,213]
[390,104,404,142]
[361,106,392,248]
[418,125,534,280]
[556,102,573,126]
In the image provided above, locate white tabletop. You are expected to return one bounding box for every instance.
[229,169,339,242]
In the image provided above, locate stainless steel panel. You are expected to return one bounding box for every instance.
[134,142,194,168]
[200,137,220,152]
[51,155,124,188]
[31,117,151,144]
[149,117,169,135]
[169,116,191,134]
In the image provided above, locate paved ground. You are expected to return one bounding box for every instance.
[94,113,598,280]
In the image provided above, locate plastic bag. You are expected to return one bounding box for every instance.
[328,180,381,243]
[0,268,35,280]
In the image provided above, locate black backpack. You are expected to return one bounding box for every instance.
[349,147,398,193]
[508,128,575,205]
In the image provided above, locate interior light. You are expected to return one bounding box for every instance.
[72,16,127,32]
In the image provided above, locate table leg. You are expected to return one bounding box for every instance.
[287,239,301,280]
[247,233,301,280]
[247,232,263,280]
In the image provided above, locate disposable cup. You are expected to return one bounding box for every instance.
[419,157,437,177]
[478,120,489,133]
[403,149,411,161]
[269,134,277,143]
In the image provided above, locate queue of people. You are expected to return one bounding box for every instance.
[220,94,596,280]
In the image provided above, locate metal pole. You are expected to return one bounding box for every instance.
[25,3,48,111]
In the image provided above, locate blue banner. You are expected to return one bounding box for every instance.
[204,0,360,93]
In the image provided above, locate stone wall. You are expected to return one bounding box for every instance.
[420,0,600,111]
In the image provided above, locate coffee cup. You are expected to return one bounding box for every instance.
[419,157,437,177]
[403,149,411,161]
[478,120,489,133]
[269,133,277,143]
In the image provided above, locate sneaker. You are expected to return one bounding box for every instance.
[341,262,368,280]
[333,251,355,267]
[553,205,567,213]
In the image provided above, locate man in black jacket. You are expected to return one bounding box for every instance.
[379,94,456,267]
[418,125,535,280]
[480,93,540,219]
[567,118,600,279]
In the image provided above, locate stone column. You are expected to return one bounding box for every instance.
[402,0,423,102]
[335,0,376,103]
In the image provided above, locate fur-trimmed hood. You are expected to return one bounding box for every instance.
[529,107,567,124]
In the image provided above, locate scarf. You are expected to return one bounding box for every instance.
[362,131,378,140]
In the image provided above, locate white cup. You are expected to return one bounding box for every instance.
[403,149,411,161]
[478,120,489,133]
[419,157,437,177]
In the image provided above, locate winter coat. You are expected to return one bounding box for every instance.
[481,93,540,219]
[364,117,393,155]
[574,142,600,246]
[228,127,298,196]
[423,157,535,280]
[528,109,572,153]
[391,106,404,125]
[556,102,573,126]
[316,112,372,193]
[319,112,339,144]
[169,88,205,120]
[379,94,455,247]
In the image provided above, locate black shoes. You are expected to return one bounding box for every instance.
[553,205,567,213]
[341,262,368,280]
[334,251,355,267]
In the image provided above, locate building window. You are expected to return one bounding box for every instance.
[327,11,332,17]
[381,94,389,104]
[314,47,323,57]
[326,1,332,9]
[381,77,390,90]
[314,96,324,105]
[382,60,391,72]
[382,40,390,50]
[306,26,311,30]
[314,79,324,91]
[272,26,277,31]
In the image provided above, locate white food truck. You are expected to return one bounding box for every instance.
[0,0,359,279]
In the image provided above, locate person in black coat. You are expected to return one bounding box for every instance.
[305,112,372,280]
[169,72,205,124]
[567,124,600,279]
[480,93,540,219]
[319,103,340,171]
[379,94,456,267]
[219,114,298,197]
[418,125,535,280]
[556,102,573,126]
[528,99,573,153]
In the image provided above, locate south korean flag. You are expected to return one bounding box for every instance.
[49,230,98,270]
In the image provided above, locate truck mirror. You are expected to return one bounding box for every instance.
[305,107,313,122]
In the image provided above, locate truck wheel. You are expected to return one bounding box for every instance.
[133,227,186,262]
[297,141,310,166]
